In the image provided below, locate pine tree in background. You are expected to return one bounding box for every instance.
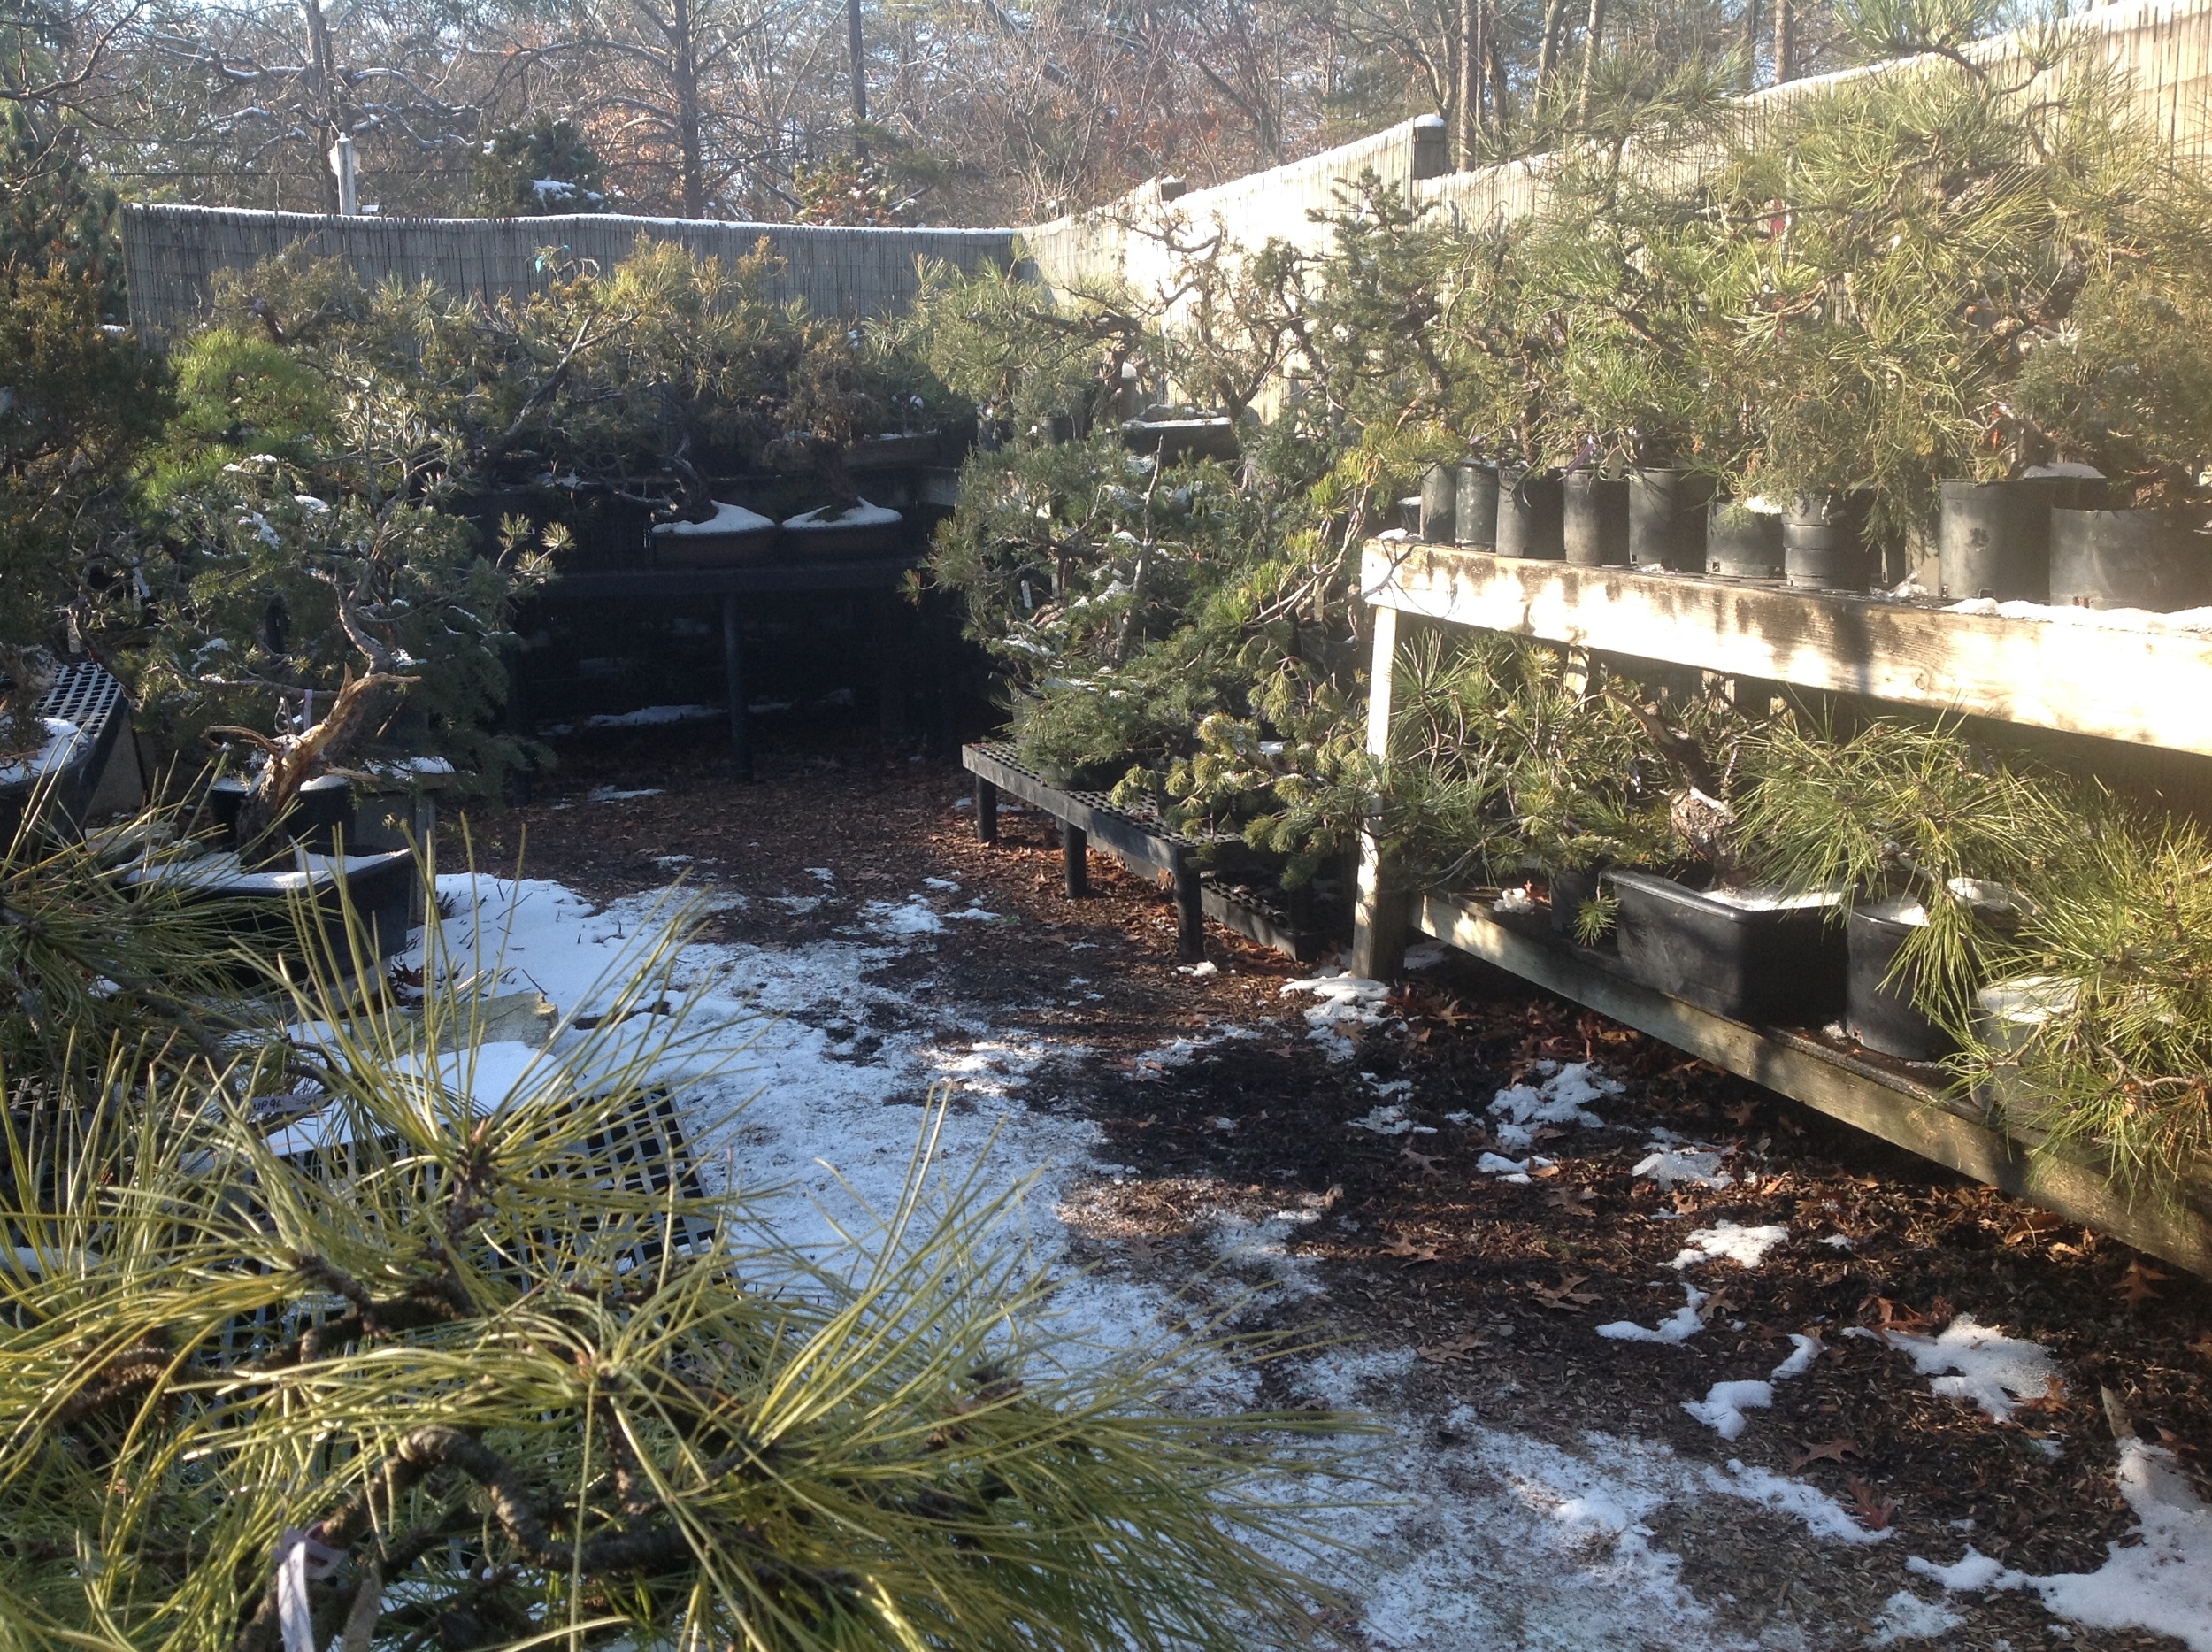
[472,114,611,216]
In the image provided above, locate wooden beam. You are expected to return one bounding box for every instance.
[1363,542,2212,757]
[1413,891,2212,1276]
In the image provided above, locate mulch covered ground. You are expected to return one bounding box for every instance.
[450,711,2212,1651]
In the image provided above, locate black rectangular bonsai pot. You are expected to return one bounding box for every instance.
[1609,869,1847,1026]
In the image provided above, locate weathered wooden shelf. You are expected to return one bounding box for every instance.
[962,741,1336,963]
[1414,891,2212,1276]
[1362,541,2212,757]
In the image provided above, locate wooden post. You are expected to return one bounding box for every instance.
[1171,846,1205,963]
[974,775,999,843]
[1352,604,1410,981]
[721,594,754,783]
[1063,822,1089,897]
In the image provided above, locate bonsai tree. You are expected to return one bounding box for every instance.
[472,114,611,216]
[2003,258,2212,507]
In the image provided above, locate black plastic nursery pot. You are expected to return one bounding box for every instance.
[1609,869,1847,1026]
[2048,505,2212,611]
[1419,463,1457,542]
[1496,469,1565,559]
[212,772,357,868]
[1630,467,1716,571]
[1783,495,1870,591]
[1705,500,1785,578]
[1845,900,1952,1062]
[1455,462,1501,549]
[1563,470,1630,567]
[1937,478,2101,602]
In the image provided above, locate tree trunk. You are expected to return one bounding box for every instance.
[1456,0,1478,165]
[846,0,869,154]
[1488,25,1511,129]
[1577,0,1606,123]
[1536,0,1571,109]
[1740,0,1761,91]
[301,0,342,213]
[1774,0,1795,83]
[671,0,705,217]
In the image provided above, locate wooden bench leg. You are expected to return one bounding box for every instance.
[1063,823,1089,897]
[1171,849,1205,963]
[974,776,999,843]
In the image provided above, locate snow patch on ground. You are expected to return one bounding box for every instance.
[1487,1060,1621,1148]
[1684,1379,1772,1441]
[1634,1147,1737,1190]
[1598,1284,1709,1344]
[1867,1589,1964,1643]
[1281,972,1393,1057]
[1669,1221,1790,1271]
[1905,1442,2212,1650]
[1863,1316,2062,1422]
[1126,1024,1256,1080]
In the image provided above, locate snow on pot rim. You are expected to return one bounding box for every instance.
[782,498,902,530]
[0,716,84,788]
[653,500,777,537]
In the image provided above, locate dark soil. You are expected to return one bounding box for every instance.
[449,713,2212,1652]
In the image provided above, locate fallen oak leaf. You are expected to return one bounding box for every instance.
[1532,1273,1601,1311]
[1417,1332,1488,1365]
[1545,1185,1596,1214]
[2116,1259,2170,1307]
[1790,1437,1860,1471]
[1844,1476,1897,1532]
[1383,1233,1441,1265]
[1401,1145,1445,1178]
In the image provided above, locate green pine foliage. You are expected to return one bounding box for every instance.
[472,115,611,216]
[0,882,1348,1649]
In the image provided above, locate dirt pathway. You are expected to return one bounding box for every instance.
[448,716,2212,1652]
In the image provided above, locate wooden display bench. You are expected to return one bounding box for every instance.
[1353,540,2212,1275]
[961,741,1336,964]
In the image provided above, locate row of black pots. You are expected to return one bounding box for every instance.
[1539,865,1962,1060]
[1417,463,1776,578]
[1940,477,2212,610]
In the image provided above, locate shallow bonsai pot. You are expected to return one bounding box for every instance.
[846,430,949,468]
[1563,470,1630,567]
[652,502,780,567]
[1630,468,1716,571]
[2048,505,2212,611]
[1496,468,1564,560]
[1548,864,1607,939]
[1782,494,1870,592]
[780,499,905,559]
[1455,462,1500,549]
[127,846,417,975]
[1419,463,1457,542]
[1118,416,1240,465]
[1609,869,1846,1025]
[1846,898,1953,1061]
[1706,499,1785,578]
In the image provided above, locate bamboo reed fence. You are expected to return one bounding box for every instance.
[122,205,1022,335]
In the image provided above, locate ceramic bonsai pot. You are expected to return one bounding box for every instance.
[1610,869,1847,1025]
[1630,467,1716,571]
[1496,468,1564,560]
[2047,505,2212,611]
[780,499,905,559]
[1563,470,1630,567]
[652,501,780,567]
[1455,462,1501,549]
[1706,499,1785,578]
